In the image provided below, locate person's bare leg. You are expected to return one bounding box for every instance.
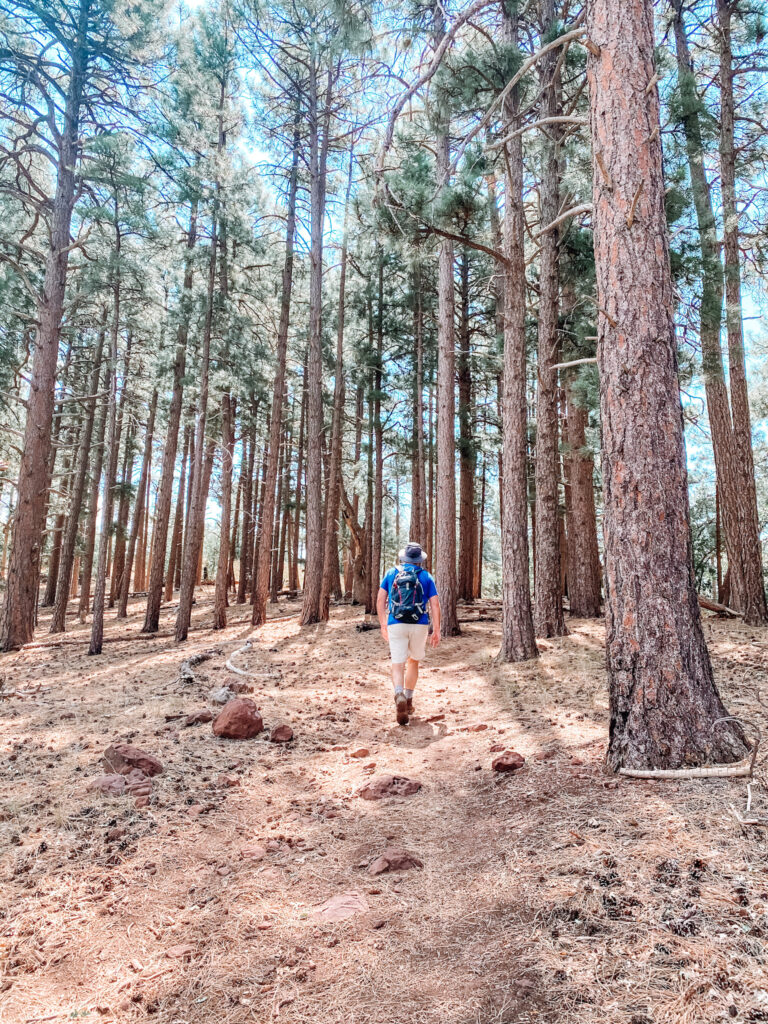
[391,661,406,693]
[391,661,408,725]
[405,657,419,713]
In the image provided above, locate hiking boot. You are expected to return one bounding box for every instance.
[394,692,409,726]
[406,697,414,715]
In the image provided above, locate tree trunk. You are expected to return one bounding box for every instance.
[143,200,197,632]
[228,467,242,595]
[320,154,353,619]
[534,0,567,639]
[165,425,190,604]
[497,1,538,663]
[410,261,428,546]
[212,394,236,628]
[176,201,217,642]
[371,255,385,607]
[0,33,87,648]
[671,1,748,617]
[117,391,158,618]
[564,377,601,617]
[110,422,134,609]
[457,247,475,602]
[78,388,109,624]
[300,64,333,625]
[236,427,254,602]
[253,117,299,625]
[586,0,746,769]
[291,372,306,596]
[717,0,767,625]
[89,262,122,656]
[50,326,106,632]
[433,2,460,637]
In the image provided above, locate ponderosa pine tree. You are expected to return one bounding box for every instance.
[0,0,160,649]
[497,0,537,663]
[586,0,746,769]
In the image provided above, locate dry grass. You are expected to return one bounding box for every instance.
[1,592,768,1024]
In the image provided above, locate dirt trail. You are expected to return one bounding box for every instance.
[1,592,768,1024]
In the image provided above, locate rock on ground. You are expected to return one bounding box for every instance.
[311,891,369,922]
[212,698,264,739]
[269,724,293,744]
[492,751,525,773]
[103,743,164,777]
[367,847,423,875]
[358,775,422,800]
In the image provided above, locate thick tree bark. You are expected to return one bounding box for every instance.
[534,0,567,639]
[0,14,87,649]
[213,394,236,629]
[564,377,601,617]
[433,2,460,637]
[253,119,299,626]
[300,64,333,625]
[117,390,157,618]
[586,0,746,769]
[498,1,538,663]
[143,201,197,632]
[457,248,476,602]
[50,326,106,632]
[717,0,767,626]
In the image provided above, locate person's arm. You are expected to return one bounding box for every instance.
[377,587,389,641]
[428,595,441,646]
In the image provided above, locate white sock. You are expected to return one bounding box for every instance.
[405,689,414,699]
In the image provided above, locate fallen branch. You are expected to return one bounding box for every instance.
[619,759,753,780]
[620,717,760,780]
[226,639,256,677]
[179,648,222,685]
[697,594,740,617]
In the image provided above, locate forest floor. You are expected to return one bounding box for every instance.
[1,591,768,1024]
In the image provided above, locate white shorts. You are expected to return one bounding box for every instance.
[388,623,429,663]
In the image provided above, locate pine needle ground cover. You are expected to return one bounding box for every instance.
[1,596,767,1024]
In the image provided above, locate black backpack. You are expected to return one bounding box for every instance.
[389,565,426,624]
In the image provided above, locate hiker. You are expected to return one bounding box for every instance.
[377,542,440,726]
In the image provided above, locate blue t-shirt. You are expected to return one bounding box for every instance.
[380,564,438,626]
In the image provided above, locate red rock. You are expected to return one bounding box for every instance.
[266,840,281,852]
[311,891,369,922]
[86,774,126,797]
[467,723,488,732]
[489,743,505,753]
[570,757,584,766]
[212,698,263,740]
[217,773,240,788]
[492,751,526,773]
[350,748,370,759]
[426,714,445,723]
[183,709,214,727]
[270,724,294,744]
[367,847,423,876]
[358,775,422,800]
[103,743,163,777]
